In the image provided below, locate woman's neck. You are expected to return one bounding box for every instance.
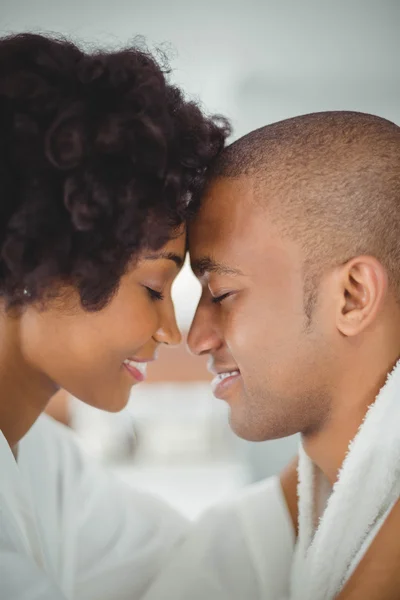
[0,308,56,448]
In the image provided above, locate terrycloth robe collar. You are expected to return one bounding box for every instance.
[292,360,400,600]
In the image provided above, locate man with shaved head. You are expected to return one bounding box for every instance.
[190,110,400,445]
[142,112,400,600]
[186,111,400,598]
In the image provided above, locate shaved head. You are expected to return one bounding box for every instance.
[211,111,400,318]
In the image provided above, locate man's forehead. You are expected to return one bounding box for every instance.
[202,176,256,211]
[188,175,300,280]
[189,179,263,272]
[190,176,257,240]
[189,190,262,279]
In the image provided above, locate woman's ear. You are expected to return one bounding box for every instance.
[336,256,388,337]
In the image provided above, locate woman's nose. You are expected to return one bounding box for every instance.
[154,302,182,346]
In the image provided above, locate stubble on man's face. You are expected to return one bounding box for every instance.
[189,176,333,441]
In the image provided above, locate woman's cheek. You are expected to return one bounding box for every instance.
[130,302,160,339]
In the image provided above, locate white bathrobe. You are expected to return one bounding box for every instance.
[291,361,400,599]
[4,362,400,600]
[0,414,294,600]
[142,362,400,600]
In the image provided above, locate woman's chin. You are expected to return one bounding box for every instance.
[82,388,132,413]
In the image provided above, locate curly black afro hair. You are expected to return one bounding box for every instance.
[0,33,230,310]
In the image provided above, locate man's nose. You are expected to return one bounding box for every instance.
[187,304,221,356]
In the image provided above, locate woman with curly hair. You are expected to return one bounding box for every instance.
[0,32,229,599]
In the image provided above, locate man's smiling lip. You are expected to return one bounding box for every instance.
[207,360,241,376]
[211,370,242,399]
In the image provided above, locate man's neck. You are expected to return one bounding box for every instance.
[302,357,398,485]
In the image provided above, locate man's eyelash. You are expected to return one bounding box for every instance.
[211,292,231,304]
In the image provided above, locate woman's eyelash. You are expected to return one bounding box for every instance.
[211,292,231,304]
[146,287,164,301]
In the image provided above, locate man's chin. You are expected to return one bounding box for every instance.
[228,405,296,442]
[228,411,272,442]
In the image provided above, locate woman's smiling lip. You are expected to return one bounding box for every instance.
[127,355,156,363]
[123,356,156,382]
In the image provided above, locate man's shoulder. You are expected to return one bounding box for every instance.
[218,475,289,519]
[194,475,295,567]
[149,476,295,600]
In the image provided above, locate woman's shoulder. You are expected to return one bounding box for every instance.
[22,413,79,455]
[19,412,188,526]
[19,413,88,487]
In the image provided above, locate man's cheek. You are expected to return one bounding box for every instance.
[224,313,255,362]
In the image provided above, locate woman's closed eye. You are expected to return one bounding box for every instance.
[145,286,165,301]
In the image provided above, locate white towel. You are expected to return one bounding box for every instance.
[291,360,400,600]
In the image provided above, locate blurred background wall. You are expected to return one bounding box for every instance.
[2,0,399,517]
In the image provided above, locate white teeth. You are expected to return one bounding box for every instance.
[211,370,240,391]
[123,359,147,376]
[218,371,239,381]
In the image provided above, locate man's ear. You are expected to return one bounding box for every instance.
[336,256,388,337]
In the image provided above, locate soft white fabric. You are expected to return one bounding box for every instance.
[291,360,400,600]
[0,415,188,600]
[0,414,295,600]
[142,476,295,600]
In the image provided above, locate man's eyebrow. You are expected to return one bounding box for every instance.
[144,251,184,268]
[191,256,244,277]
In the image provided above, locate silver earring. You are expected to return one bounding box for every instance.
[23,288,30,297]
